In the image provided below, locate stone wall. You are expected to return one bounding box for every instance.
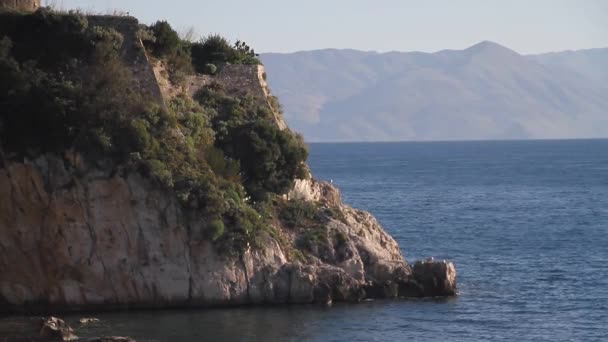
[0,0,40,12]
[85,16,284,130]
[186,64,288,130]
[87,16,166,109]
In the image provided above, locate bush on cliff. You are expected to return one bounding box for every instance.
[143,20,193,84]
[0,10,148,156]
[190,34,260,72]
[279,200,319,228]
[195,85,309,201]
[142,24,259,82]
[146,21,180,57]
[0,8,90,70]
[216,120,309,201]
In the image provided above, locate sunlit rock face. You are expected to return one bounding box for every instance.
[0,152,455,312]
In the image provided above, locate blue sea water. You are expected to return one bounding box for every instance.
[3,139,608,341]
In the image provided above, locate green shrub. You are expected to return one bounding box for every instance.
[90,26,124,51]
[137,24,155,43]
[191,34,233,70]
[206,146,241,182]
[166,45,193,85]
[141,21,193,85]
[214,203,268,255]
[279,200,319,228]
[215,120,309,200]
[297,228,330,257]
[193,82,308,201]
[147,21,180,58]
[129,118,151,151]
[233,40,260,64]
[90,127,113,152]
[324,206,347,224]
[145,159,174,188]
[191,34,260,72]
[208,219,225,241]
[203,63,217,75]
[169,95,214,147]
[0,11,145,157]
[0,9,90,70]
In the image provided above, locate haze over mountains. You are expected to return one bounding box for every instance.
[261,42,608,142]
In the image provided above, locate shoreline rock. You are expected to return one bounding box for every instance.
[412,259,458,297]
[39,317,78,341]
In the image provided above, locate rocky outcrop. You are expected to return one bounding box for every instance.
[288,178,341,206]
[0,151,456,313]
[411,259,457,297]
[39,316,78,341]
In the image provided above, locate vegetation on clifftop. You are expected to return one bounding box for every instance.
[141,20,260,81]
[0,9,307,255]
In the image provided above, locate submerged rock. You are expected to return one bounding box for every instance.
[79,317,101,325]
[39,316,78,341]
[89,337,136,342]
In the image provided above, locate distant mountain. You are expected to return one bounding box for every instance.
[261,42,608,142]
[529,48,608,84]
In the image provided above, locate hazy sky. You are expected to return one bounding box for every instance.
[52,0,607,54]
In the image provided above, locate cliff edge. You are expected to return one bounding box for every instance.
[0,9,456,313]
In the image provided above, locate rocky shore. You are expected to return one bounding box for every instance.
[0,154,455,313]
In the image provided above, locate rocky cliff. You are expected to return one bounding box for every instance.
[0,12,456,313]
[0,153,455,312]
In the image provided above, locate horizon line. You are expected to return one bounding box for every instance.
[306,137,608,144]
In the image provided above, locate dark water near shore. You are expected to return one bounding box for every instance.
[3,139,608,341]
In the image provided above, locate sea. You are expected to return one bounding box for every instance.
[2,139,608,341]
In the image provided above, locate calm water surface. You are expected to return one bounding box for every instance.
[3,140,608,341]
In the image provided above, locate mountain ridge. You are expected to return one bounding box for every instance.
[261,42,608,142]
[263,41,607,58]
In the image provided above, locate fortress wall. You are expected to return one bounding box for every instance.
[186,64,287,130]
[86,16,166,109]
[84,16,284,128]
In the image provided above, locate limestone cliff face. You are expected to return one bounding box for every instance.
[0,153,421,312]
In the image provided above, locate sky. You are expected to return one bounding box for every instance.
[51,0,607,54]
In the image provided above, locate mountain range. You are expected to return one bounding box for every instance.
[260,42,608,141]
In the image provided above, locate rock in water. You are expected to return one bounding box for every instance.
[90,337,136,342]
[79,317,101,325]
[39,316,78,341]
[412,259,457,296]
